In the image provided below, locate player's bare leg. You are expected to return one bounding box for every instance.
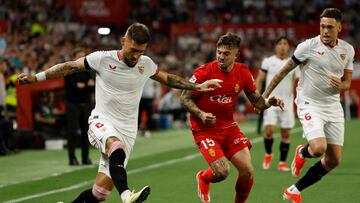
[72,172,113,202]
[278,128,290,172]
[197,157,229,203]
[263,125,274,170]
[105,137,150,203]
[230,147,254,203]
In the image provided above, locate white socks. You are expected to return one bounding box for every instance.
[121,189,131,202]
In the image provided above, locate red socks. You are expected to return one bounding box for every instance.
[235,176,254,203]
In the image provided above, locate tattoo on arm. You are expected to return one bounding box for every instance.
[167,74,197,90]
[180,90,203,118]
[246,91,268,110]
[263,59,297,98]
[45,59,85,79]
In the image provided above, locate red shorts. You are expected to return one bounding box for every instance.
[192,125,252,164]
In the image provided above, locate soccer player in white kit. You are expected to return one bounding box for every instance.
[18,23,222,203]
[256,36,296,172]
[262,8,354,203]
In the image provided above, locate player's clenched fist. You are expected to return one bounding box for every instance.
[199,112,216,125]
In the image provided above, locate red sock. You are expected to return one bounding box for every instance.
[201,167,215,183]
[235,176,254,203]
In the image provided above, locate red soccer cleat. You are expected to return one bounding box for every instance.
[196,171,210,203]
[291,145,307,178]
[283,188,302,203]
[278,162,290,172]
[262,154,272,170]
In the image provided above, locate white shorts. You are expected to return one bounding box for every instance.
[263,106,295,129]
[296,99,344,145]
[88,117,135,178]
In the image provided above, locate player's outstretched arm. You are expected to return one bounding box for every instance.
[262,58,297,98]
[151,71,222,92]
[247,91,284,111]
[180,90,216,125]
[18,57,86,84]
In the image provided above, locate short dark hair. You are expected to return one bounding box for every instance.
[125,23,151,44]
[216,32,242,49]
[275,36,289,45]
[320,8,342,22]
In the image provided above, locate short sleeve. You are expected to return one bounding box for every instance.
[345,46,355,72]
[293,39,311,64]
[148,58,159,77]
[260,58,269,72]
[190,65,207,96]
[243,66,257,94]
[85,51,103,71]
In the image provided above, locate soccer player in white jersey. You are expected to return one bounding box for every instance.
[18,23,222,203]
[256,36,296,172]
[262,8,354,203]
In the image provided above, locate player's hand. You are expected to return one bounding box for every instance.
[268,96,284,110]
[199,112,216,125]
[18,73,37,84]
[196,79,222,92]
[329,75,342,91]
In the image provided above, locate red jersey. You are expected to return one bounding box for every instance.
[189,60,256,132]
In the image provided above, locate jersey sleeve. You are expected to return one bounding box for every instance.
[260,58,269,72]
[190,65,207,96]
[344,46,355,72]
[244,67,257,94]
[293,39,311,64]
[85,51,104,72]
[146,57,160,77]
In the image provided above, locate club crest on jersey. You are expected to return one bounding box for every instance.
[340,54,346,61]
[138,66,144,74]
[208,148,216,157]
[235,84,240,93]
[189,75,197,83]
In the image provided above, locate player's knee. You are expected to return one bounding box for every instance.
[213,167,230,182]
[106,139,125,157]
[238,167,254,180]
[265,128,274,138]
[92,184,111,201]
[310,145,326,157]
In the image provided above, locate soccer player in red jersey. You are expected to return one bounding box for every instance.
[180,33,284,203]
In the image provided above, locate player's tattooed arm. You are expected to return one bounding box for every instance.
[180,90,203,118]
[247,91,284,111]
[44,57,86,79]
[18,57,86,84]
[151,71,222,92]
[246,91,269,110]
[262,58,298,98]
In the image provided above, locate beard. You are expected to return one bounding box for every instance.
[123,55,137,67]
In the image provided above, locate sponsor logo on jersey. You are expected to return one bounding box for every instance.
[317,51,325,55]
[138,66,144,74]
[189,75,197,83]
[340,54,346,61]
[208,148,216,157]
[210,95,232,104]
[108,64,117,71]
[235,84,240,93]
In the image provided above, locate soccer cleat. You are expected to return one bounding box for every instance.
[283,188,302,203]
[291,145,307,178]
[196,171,210,203]
[124,186,151,203]
[262,154,273,170]
[278,162,290,172]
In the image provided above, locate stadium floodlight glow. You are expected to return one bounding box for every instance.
[98,27,111,35]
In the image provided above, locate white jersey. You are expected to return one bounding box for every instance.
[86,50,158,138]
[261,55,295,109]
[293,35,354,104]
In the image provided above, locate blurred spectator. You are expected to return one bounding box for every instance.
[33,91,65,139]
[158,88,187,130]
[138,79,161,137]
[64,48,94,166]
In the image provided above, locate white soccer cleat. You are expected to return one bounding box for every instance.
[124,186,151,203]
